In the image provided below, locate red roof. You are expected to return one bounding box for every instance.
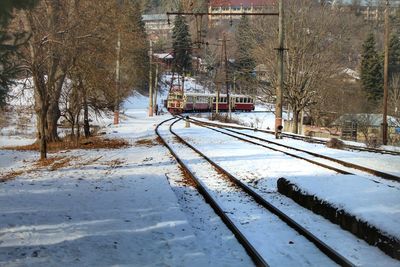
[209,0,276,7]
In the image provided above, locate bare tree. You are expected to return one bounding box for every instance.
[18,0,149,159]
[253,0,364,133]
[21,0,76,159]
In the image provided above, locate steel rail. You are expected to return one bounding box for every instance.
[155,117,269,267]
[185,117,400,182]
[181,118,351,175]
[222,127,400,182]
[186,116,400,156]
[169,119,355,267]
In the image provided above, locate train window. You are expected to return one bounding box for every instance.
[236,98,239,102]
[213,97,216,102]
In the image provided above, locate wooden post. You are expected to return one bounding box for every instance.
[275,0,284,138]
[149,40,154,117]
[154,63,159,115]
[382,0,389,145]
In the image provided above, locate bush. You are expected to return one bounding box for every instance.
[365,134,381,148]
[209,113,240,124]
[326,138,345,149]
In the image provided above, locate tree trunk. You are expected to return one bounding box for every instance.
[83,87,90,138]
[39,109,47,160]
[70,117,75,141]
[47,102,61,142]
[46,74,66,142]
[293,109,300,134]
[75,110,81,146]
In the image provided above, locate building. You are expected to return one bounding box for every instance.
[142,14,176,41]
[254,64,268,82]
[208,0,276,25]
[333,113,400,143]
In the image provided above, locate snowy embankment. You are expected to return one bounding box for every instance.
[279,174,400,232]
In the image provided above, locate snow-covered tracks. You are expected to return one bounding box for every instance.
[185,117,400,183]
[156,118,355,267]
[187,116,400,156]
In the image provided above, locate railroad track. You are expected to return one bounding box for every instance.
[184,116,400,183]
[156,117,355,267]
[185,116,400,156]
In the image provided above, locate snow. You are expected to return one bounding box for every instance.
[172,120,400,266]
[282,175,400,240]
[1,87,400,266]
[0,96,253,266]
[159,122,336,266]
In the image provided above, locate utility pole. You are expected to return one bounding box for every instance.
[154,63,159,115]
[166,10,279,119]
[382,0,390,145]
[275,0,284,138]
[223,33,232,119]
[148,40,154,117]
[114,30,121,125]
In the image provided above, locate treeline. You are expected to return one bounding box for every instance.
[1,0,149,159]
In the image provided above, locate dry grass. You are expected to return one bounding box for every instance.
[105,159,125,168]
[326,138,345,149]
[135,138,159,148]
[209,113,241,125]
[0,170,24,183]
[178,165,197,188]
[2,136,129,152]
[0,156,77,182]
[155,137,164,145]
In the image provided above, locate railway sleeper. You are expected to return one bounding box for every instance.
[277,177,400,260]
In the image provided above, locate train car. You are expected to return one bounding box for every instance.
[166,85,185,114]
[183,93,210,112]
[232,94,255,111]
[167,90,255,114]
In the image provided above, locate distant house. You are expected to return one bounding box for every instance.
[339,68,360,83]
[332,113,400,142]
[208,0,276,25]
[142,14,176,41]
[254,64,268,82]
[153,53,174,70]
[333,114,400,128]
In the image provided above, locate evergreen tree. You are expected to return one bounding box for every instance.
[360,33,383,103]
[172,13,192,76]
[0,0,37,107]
[234,15,256,92]
[389,33,400,78]
[125,1,149,93]
[0,0,37,26]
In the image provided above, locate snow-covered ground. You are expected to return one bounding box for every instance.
[0,110,256,266]
[1,82,400,266]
